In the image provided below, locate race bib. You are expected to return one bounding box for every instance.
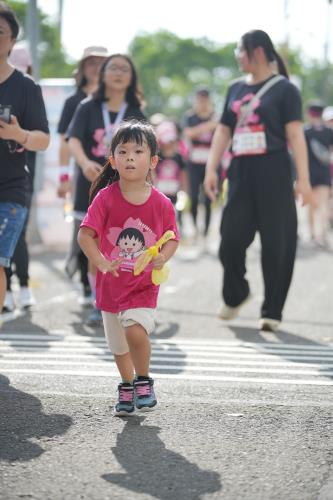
[190,146,210,164]
[232,124,267,156]
[156,179,180,196]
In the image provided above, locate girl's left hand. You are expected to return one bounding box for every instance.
[152,253,166,270]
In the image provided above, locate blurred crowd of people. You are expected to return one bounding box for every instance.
[1,1,333,335]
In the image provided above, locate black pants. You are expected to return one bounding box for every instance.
[65,218,90,289]
[219,152,297,321]
[188,163,211,235]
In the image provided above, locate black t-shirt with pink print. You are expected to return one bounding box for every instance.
[220,75,302,156]
[68,97,146,213]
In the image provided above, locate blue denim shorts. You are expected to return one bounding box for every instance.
[0,202,28,268]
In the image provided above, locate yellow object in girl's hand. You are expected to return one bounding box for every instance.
[133,230,175,284]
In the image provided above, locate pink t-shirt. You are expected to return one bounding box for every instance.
[81,182,179,313]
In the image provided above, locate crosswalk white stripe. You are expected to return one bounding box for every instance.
[0,333,332,351]
[2,351,333,368]
[1,367,333,386]
[1,335,332,386]
[0,358,332,377]
[1,345,333,362]
[2,341,333,356]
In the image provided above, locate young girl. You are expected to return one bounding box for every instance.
[154,120,187,230]
[68,53,146,324]
[78,121,179,416]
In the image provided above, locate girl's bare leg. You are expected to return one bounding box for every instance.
[125,324,151,376]
[308,189,318,240]
[114,352,135,382]
[316,186,331,243]
[0,266,6,314]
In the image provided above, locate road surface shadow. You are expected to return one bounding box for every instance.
[102,416,221,500]
[0,311,52,352]
[0,374,72,461]
[229,326,333,380]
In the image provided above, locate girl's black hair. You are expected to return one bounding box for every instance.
[0,1,19,39]
[241,29,289,79]
[89,120,158,202]
[116,228,145,247]
[93,53,143,107]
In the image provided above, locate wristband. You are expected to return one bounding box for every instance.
[60,173,70,182]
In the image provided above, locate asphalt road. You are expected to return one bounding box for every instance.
[1,208,333,500]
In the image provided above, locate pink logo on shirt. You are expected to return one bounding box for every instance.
[91,128,109,157]
[232,93,261,125]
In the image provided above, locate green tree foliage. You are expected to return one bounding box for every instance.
[129,30,333,119]
[129,30,239,118]
[7,0,75,78]
[6,2,333,114]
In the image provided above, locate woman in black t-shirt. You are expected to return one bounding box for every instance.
[57,46,108,306]
[0,3,49,316]
[204,30,312,332]
[68,53,146,325]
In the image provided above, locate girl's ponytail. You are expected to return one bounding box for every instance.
[89,161,119,203]
[273,50,289,79]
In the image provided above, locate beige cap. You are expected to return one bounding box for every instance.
[80,46,109,61]
[323,106,333,122]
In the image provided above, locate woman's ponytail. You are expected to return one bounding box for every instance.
[273,50,289,79]
[241,30,290,80]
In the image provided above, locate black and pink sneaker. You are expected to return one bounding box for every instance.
[134,377,157,411]
[114,382,135,417]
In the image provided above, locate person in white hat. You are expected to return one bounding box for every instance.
[8,43,32,74]
[57,46,108,308]
[323,106,333,127]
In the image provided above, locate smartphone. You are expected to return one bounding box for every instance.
[0,104,11,124]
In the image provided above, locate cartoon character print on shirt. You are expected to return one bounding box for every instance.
[106,217,157,273]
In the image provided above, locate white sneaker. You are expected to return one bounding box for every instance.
[259,318,280,332]
[218,294,252,320]
[3,291,15,312]
[19,287,36,309]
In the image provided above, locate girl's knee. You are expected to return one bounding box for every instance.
[125,324,148,346]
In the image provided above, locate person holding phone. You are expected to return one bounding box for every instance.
[0,2,49,318]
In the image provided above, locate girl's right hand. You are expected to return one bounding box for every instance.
[204,171,219,202]
[97,258,123,277]
[82,160,102,182]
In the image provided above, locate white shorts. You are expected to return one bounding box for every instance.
[101,308,156,355]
